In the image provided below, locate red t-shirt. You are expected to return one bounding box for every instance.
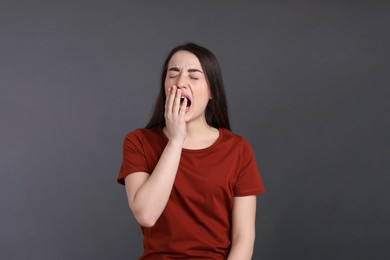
[117,128,265,259]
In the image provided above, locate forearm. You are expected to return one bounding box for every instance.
[129,86,187,227]
[227,196,257,260]
[227,237,255,260]
[131,140,182,226]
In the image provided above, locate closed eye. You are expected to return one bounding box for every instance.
[168,73,179,78]
[189,72,202,80]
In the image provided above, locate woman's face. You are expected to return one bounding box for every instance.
[165,50,211,124]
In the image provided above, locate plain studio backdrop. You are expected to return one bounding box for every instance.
[1,1,389,259]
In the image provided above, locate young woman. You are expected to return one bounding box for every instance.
[117,43,265,259]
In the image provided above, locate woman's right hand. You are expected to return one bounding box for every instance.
[164,86,187,145]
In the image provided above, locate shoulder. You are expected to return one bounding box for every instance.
[124,128,163,145]
[125,128,161,138]
[220,128,252,149]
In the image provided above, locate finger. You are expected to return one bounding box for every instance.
[165,86,176,113]
[172,88,182,114]
[165,87,171,106]
[164,87,170,115]
[179,97,187,116]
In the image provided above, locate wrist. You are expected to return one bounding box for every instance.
[167,138,184,148]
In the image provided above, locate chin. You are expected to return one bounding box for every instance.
[184,114,190,123]
[184,112,206,125]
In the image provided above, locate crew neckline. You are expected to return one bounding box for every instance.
[158,128,224,153]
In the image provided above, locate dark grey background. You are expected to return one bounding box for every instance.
[1,1,389,259]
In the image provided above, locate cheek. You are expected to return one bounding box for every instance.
[165,76,176,86]
[196,88,212,106]
[201,84,212,100]
[164,79,172,94]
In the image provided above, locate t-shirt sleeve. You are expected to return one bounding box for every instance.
[117,130,150,185]
[233,139,265,196]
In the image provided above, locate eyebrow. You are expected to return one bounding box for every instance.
[168,67,203,74]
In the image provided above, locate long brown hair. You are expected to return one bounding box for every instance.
[145,43,230,130]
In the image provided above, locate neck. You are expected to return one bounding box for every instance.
[183,118,219,149]
[185,117,213,138]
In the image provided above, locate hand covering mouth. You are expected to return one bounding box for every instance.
[180,96,192,107]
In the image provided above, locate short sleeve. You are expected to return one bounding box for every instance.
[117,130,150,185]
[233,139,265,196]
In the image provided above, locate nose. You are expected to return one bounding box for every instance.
[176,74,187,89]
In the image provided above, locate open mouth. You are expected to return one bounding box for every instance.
[180,96,192,107]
